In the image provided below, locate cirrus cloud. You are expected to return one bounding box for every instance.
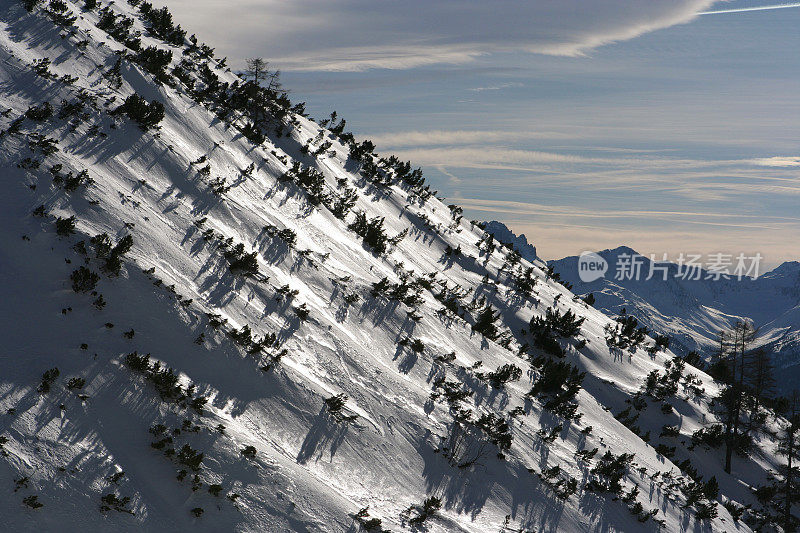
[162,0,718,71]
[749,156,800,167]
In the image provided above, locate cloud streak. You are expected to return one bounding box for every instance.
[382,145,800,175]
[163,0,716,71]
[699,3,800,15]
[467,82,523,92]
[364,130,573,149]
[750,156,800,167]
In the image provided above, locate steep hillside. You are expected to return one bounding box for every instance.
[548,247,800,391]
[0,1,792,531]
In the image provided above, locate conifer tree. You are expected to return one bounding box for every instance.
[472,304,499,340]
[716,321,758,473]
[777,392,800,532]
[112,94,164,130]
[745,348,776,437]
[243,57,268,85]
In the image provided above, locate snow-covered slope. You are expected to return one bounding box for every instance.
[0,1,790,531]
[548,247,800,391]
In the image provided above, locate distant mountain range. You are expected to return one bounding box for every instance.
[484,225,800,392]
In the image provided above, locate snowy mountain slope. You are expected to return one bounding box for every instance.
[548,247,800,391]
[0,1,789,531]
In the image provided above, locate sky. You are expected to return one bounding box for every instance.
[161,0,800,270]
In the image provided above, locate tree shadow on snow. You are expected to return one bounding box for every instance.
[417,435,569,532]
[296,406,349,465]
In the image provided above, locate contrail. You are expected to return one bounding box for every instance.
[699,2,800,15]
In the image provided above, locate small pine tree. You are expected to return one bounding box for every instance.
[472,304,499,340]
[240,445,257,459]
[484,364,522,389]
[22,495,43,509]
[102,235,133,275]
[70,267,99,292]
[225,244,259,276]
[37,367,60,394]
[67,377,86,390]
[348,212,389,254]
[406,496,441,525]
[528,358,585,419]
[25,102,53,121]
[294,303,310,321]
[55,215,76,236]
[136,46,174,78]
[324,393,357,422]
[112,94,164,130]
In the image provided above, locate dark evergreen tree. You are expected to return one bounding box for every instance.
[472,304,499,340]
[348,212,389,254]
[716,322,758,474]
[70,266,99,292]
[102,234,133,275]
[139,4,186,45]
[55,215,76,236]
[46,0,76,26]
[136,46,173,80]
[745,348,776,437]
[37,367,60,394]
[223,243,259,276]
[776,392,800,532]
[25,102,53,121]
[23,0,41,12]
[97,7,140,50]
[112,94,164,130]
[528,358,585,419]
[483,363,522,389]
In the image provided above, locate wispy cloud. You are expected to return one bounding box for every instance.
[750,156,800,167]
[454,197,800,226]
[699,3,800,15]
[364,130,572,149]
[164,0,716,71]
[363,134,800,191]
[381,146,781,172]
[434,165,462,185]
[270,45,489,72]
[467,82,523,92]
